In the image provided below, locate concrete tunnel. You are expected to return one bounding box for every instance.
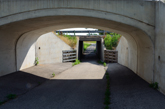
[1,0,165,94]
[77,36,104,61]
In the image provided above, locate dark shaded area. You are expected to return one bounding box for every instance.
[107,63,165,109]
[81,44,98,62]
[0,71,48,102]
[0,72,107,109]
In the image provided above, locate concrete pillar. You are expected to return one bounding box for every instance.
[78,41,83,60]
[100,38,104,62]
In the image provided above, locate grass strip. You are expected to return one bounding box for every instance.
[104,72,111,109]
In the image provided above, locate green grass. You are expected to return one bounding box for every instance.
[97,61,107,67]
[52,73,55,77]
[83,43,91,51]
[103,62,107,67]
[7,94,17,99]
[97,60,104,64]
[0,94,17,106]
[72,59,80,66]
[149,82,159,89]
[83,41,96,44]
[104,72,111,108]
[0,100,7,106]
[35,57,39,66]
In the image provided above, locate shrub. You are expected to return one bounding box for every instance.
[104,34,112,50]
[103,62,106,67]
[52,73,55,77]
[35,57,39,66]
[104,33,121,50]
[72,59,80,66]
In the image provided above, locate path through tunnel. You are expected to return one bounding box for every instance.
[81,42,97,62]
[78,37,104,62]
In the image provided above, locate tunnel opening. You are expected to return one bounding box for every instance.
[0,14,154,91]
[78,40,103,62]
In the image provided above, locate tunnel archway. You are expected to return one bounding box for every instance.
[6,16,154,84]
[0,7,154,84]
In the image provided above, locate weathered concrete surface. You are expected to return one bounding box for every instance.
[54,61,105,80]
[0,63,72,102]
[35,33,72,65]
[21,63,72,79]
[116,36,129,69]
[17,32,72,70]
[155,2,165,94]
[107,63,165,109]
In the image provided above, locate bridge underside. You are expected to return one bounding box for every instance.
[0,1,165,94]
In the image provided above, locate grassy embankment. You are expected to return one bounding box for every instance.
[55,33,77,49]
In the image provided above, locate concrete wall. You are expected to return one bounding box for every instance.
[155,2,165,94]
[17,32,72,71]
[35,32,72,64]
[116,36,129,68]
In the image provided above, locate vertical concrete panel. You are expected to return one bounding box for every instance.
[17,32,72,70]
[155,2,165,94]
[100,38,104,61]
[78,41,83,60]
[116,36,129,67]
[35,32,72,64]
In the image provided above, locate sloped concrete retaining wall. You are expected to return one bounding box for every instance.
[17,32,72,71]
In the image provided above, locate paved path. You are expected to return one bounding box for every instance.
[0,63,106,109]
[82,43,97,61]
[54,61,105,80]
[1,44,165,109]
[0,63,72,102]
[107,63,165,109]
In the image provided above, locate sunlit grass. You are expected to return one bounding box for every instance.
[83,43,91,51]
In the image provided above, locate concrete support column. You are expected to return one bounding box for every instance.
[78,41,83,60]
[100,38,104,62]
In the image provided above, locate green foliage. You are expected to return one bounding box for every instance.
[97,61,107,67]
[104,34,112,50]
[98,29,104,35]
[72,59,80,66]
[103,62,107,67]
[149,82,159,89]
[104,105,109,109]
[97,60,104,64]
[104,33,121,50]
[104,72,111,108]
[52,73,55,77]
[7,94,17,99]
[0,100,7,106]
[35,57,39,66]
[83,43,91,51]
[0,94,17,105]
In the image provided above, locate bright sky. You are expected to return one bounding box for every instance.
[58,28,99,35]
